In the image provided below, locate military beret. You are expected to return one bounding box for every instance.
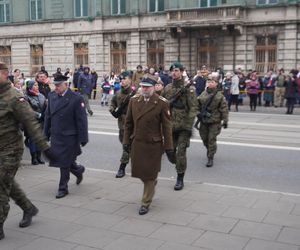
[139,77,157,87]
[53,74,69,84]
[169,62,184,71]
[25,79,36,90]
[119,70,130,79]
[0,62,8,70]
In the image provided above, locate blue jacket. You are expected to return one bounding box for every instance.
[78,73,93,94]
[44,89,88,168]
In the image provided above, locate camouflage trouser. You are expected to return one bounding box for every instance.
[173,131,191,174]
[119,129,129,164]
[199,123,222,158]
[0,151,33,224]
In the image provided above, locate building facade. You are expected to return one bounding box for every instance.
[0,0,299,76]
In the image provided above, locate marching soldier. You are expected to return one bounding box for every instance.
[123,77,174,215]
[196,75,228,167]
[161,63,197,191]
[0,62,54,240]
[109,71,135,178]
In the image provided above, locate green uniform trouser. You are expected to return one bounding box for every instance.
[141,179,157,208]
[0,150,33,224]
[119,129,129,164]
[199,123,222,158]
[173,130,191,174]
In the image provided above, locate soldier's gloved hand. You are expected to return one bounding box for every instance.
[81,142,87,147]
[24,137,30,147]
[165,149,176,164]
[222,122,228,129]
[110,110,119,119]
[43,148,55,162]
[123,144,130,153]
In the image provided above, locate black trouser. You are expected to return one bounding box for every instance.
[59,162,84,191]
[249,94,257,110]
[228,94,239,111]
[286,98,295,114]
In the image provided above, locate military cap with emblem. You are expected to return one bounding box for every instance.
[53,74,69,85]
[169,62,184,71]
[139,77,157,87]
[0,62,8,70]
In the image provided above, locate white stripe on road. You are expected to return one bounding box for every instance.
[85,167,300,197]
[89,130,300,151]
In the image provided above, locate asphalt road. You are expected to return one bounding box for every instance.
[24,102,300,194]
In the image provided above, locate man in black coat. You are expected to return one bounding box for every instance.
[44,75,89,198]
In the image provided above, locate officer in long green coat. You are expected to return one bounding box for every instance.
[109,71,135,178]
[161,63,197,190]
[197,75,229,167]
[0,62,53,240]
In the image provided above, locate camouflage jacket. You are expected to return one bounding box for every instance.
[162,78,197,132]
[0,81,49,152]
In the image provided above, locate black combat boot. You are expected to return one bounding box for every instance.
[206,157,214,168]
[174,173,184,191]
[116,163,126,178]
[19,205,39,228]
[31,153,39,165]
[36,151,45,164]
[0,223,4,240]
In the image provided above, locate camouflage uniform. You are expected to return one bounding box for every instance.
[197,88,228,160]
[0,81,49,226]
[109,86,134,165]
[162,78,197,174]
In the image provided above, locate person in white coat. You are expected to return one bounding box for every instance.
[228,71,240,111]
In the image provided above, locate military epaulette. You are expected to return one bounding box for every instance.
[159,96,168,103]
[132,94,140,98]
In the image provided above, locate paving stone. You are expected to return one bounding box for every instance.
[157,242,207,250]
[244,238,298,250]
[81,198,127,214]
[189,214,238,233]
[64,227,122,249]
[222,206,268,222]
[151,223,204,244]
[0,229,39,250]
[280,195,300,204]
[264,211,300,228]
[185,200,229,216]
[39,205,92,222]
[245,191,281,201]
[17,237,76,250]
[193,231,249,250]
[110,217,162,237]
[74,211,125,229]
[50,194,94,208]
[291,204,300,216]
[180,190,222,201]
[153,196,194,210]
[73,246,103,250]
[217,195,258,208]
[252,199,295,213]
[231,220,281,240]
[114,204,154,219]
[104,234,164,250]
[277,227,300,245]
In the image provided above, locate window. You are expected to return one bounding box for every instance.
[255,35,277,73]
[147,40,164,70]
[198,38,217,70]
[149,0,164,12]
[30,44,43,75]
[74,43,89,67]
[0,46,11,68]
[30,0,42,20]
[74,0,88,17]
[0,1,10,23]
[111,0,125,15]
[200,0,217,7]
[110,42,126,74]
[257,0,278,5]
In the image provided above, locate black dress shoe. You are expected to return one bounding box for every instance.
[115,168,125,178]
[56,190,69,199]
[19,205,39,228]
[206,158,214,168]
[76,167,85,185]
[138,206,149,215]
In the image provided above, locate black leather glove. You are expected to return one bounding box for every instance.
[165,149,176,164]
[222,123,228,129]
[43,148,55,162]
[24,137,29,147]
[81,142,87,147]
[110,110,119,118]
[123,144,130,153]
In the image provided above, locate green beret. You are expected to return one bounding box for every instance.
[120,70,130,79]
[169,62,184,71]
